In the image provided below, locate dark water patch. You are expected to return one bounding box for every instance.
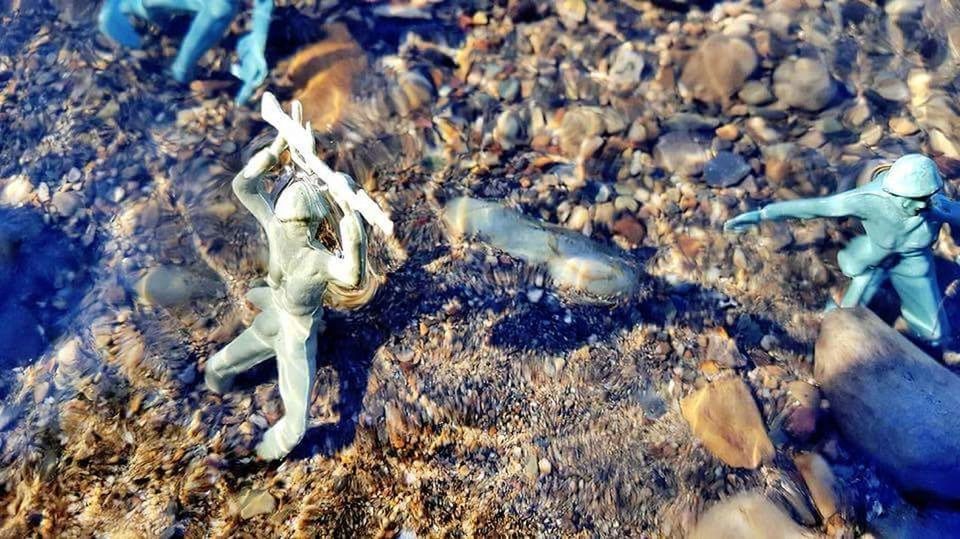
[0,205,96,390]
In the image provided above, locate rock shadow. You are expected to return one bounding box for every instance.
[488,246,807,358]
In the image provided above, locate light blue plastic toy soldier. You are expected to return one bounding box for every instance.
[98,0,273,103]
[204,95,390,460]
[725,154,960,347]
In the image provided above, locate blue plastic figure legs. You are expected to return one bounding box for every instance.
[888,254,949,346]
[839,269,886,308]
[98,0,145,48]
[834,254,949,346]
[98,0,238,83]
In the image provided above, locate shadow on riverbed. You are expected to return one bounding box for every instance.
[0,205,95,395]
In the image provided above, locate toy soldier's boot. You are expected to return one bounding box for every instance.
[205,328,274,394]
[255,318,318,460]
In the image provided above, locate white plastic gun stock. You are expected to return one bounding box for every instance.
[260,92,394,236]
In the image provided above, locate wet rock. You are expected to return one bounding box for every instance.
[607,43,644,93]
[51,191,82,218]
[680,376,775,469]
[444,197,641,303]
[236,489,275,520]
[397,70,435,113]
[744,117,781,144]
[794,452,838,521]
[654,132,712,176]
[783,381,820,441]
[889,117,920,136]
[286,23,365,130]
[384,401,410,450]
[2,175,33,206]
[135,266,220,307]
[690,492,812,539]
[773,58,836,112]
[704,327,747,368]
[493,109,524,150]
[716,124,740,141]
[816,307,960,502]
[738,80,775,106]
[929,129,960,159]
[703,151,751,187]
[612,215,645,245]
[680,35,758,105]
[873,73,910,103]
[556,0,587,27]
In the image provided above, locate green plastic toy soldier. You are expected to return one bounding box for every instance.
[726,154,960,347]
[204,99,382,460]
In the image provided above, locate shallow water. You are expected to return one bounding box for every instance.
[3,0,960,537]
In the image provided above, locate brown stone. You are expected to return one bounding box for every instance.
[681,376,775,469]
[286,23,365,131]
[794,452,839,521]
[612,215,645,245]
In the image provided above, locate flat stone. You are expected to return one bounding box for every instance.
[51,191,83,217]
[815,307,960,502]
[654,132,711,176]
[135,266,220,307]
[889,117,920,136]
[681,376,775,469]
[237,489,275,520]
[703,151,751,187]
[738,80,775,106]
[874,74,910,103]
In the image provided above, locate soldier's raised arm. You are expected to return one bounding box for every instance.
[232,136,286,226]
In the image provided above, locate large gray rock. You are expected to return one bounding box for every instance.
[815,307,960,502]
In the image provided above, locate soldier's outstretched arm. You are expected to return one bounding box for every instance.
[725,190,863,232]
[929,194,960,228]
[233,136,285,225]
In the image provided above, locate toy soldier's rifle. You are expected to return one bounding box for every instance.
[260,92,394,236]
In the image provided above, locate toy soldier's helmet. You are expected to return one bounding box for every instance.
[881,154,944,198]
